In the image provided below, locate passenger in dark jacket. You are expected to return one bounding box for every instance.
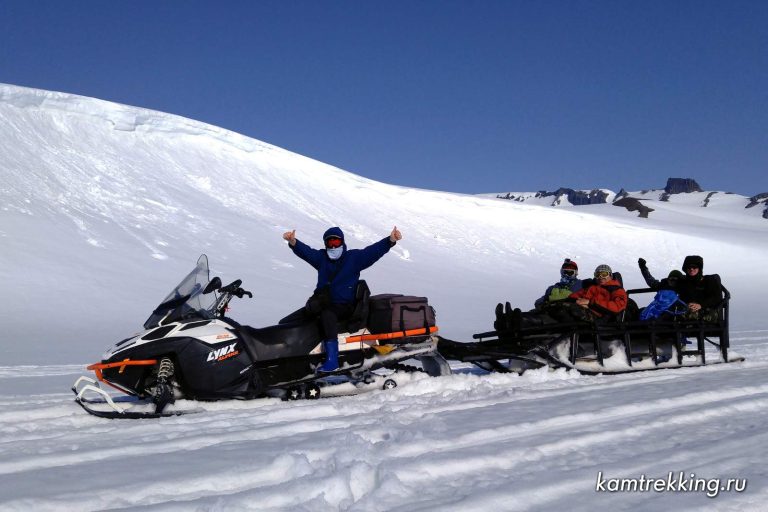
[676,255,722,322]
[638,258,683,291]
[283,225,402,371]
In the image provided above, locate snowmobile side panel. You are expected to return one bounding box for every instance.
[97,335,253,400]
[237,321,322,361]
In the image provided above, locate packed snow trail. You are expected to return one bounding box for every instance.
[0,332,766,511]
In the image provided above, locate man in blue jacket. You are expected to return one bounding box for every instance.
[283,225,402,371]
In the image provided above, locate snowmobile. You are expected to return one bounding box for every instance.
[73,255,450,418]
[438,273,743,375]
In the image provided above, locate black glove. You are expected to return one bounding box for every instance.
[638,258,647,269]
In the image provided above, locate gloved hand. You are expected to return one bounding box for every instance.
[638,257,647,269]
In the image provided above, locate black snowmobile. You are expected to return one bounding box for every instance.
[73,255,450,418]
[439,273,743,375]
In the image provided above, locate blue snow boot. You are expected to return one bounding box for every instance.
[318,339,339,372]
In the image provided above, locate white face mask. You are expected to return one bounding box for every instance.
[326,247,343,260]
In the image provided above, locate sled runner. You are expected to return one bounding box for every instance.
[439,275,743,375]
[73,255,450,418]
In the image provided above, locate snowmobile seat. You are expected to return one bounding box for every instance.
[278,280,371,338]
[277,280,371,330]
[237,321,322,361]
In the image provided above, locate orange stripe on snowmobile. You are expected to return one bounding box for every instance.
[87,359,158,372]
[87,359,158,395]
[344,326,438,343]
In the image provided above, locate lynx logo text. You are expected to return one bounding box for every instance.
[207,343,239,362]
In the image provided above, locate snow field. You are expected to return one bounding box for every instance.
[2,84,768,510]
[0,332,765,510]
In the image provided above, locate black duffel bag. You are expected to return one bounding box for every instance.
[368,294,436,334]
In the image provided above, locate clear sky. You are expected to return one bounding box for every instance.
[1,0,766,196]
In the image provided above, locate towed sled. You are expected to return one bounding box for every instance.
[73,255,450,418]
[439,273,743,375]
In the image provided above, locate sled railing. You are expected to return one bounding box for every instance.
[470,283,731,369]
[619,283,730,366]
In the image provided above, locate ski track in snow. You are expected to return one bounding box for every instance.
[0,333,766,511]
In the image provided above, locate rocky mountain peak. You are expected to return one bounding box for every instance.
[664,178,703,194]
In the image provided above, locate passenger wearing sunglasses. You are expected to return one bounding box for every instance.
[534,258,583,310]
[282,225,402,371]
[568,264,627,319]
[497,263,625,332]
[638,255,720,321]
[676,255,721,322]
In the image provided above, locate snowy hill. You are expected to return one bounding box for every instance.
[1,84,767,510]
[2,83,767,363]
[4,83,768,364]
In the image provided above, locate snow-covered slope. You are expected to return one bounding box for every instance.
[1,84,767,511]
[2,84,766,364]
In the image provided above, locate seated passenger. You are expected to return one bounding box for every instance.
[676,255,722,322]
[638,258,683,291]
[283,225,402,371]
[534,258,583,310]
[496,264,626,331]
[565,264,628,322]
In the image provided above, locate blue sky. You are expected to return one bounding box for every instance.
[1,0,766,196]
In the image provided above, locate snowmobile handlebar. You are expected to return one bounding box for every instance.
[234,288,253,299]
[217,279,252,298]
[211,280,253,317]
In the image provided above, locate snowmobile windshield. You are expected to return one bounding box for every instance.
[143,254,218,329]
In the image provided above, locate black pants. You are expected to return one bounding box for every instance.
[517,302,598,328]
[543,302,597,323]
[319,303,355,340]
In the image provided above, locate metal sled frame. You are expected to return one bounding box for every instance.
[443,283,736,374]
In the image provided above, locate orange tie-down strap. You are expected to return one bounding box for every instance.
[344,326,438,343]
[87,359,158,380]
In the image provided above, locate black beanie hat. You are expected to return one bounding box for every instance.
[682,255,704,272]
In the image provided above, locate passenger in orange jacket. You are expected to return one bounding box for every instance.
[496,263,627,332]
[569,264,627,318]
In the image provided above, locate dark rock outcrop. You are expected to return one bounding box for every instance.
[497,188,610,206]
[747,192,768,206]
[664,178,702,194]
[497,192,525,202]
[702,192,718,207]
[746,192,768,219]
[494,179,768,220]
[614,188,630,201]
[613,197,655,218]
